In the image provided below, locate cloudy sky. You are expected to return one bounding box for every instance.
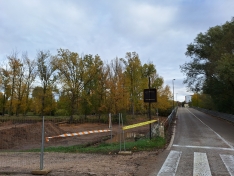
[0,0,233,101]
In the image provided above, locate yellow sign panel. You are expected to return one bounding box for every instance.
[122,120,157,130]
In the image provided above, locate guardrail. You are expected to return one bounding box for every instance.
[163,107,178,128]
[152,107,178,138]
[193,107,234,123]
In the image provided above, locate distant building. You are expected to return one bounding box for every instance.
[185,95,192,103]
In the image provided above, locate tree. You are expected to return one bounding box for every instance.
[37,50,56,116]
[13,57,25,116]
[180,19,234,113]
[142,62,170,114]
[22,52,37,115]
[121,52,143,116]
[156,85,173,113]
[0,64,11,115]
[0,52,37,116]
[7,51,23,116]
[53,49,100,121]
[105,57,127,114]
[31,86,43,114]
[91,62,109,119]
[191,93,215,110]
[79,54,104,117]
[53,49,82,121]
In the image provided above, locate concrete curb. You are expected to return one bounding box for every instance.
[166,120,176,150]
[118,151,132,155]
[31,169,51,175]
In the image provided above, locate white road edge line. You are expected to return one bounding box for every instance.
[193,152,212,176]
[220,154,234,176]
[167,120,176,150]
[166,108,179,150]
[173,144,234,151]
[157,150,182,176]
[186,108,234,149]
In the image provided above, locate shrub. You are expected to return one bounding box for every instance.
[55,109,69,116]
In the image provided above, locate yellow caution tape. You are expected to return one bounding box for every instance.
[122,120,157,130]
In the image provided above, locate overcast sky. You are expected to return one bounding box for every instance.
[0,0,233,101]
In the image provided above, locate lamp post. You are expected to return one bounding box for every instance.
[172,79,175,109]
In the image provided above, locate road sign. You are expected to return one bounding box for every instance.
[144,89,157,102]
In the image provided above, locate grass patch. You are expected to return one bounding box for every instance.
[27,137,166,154]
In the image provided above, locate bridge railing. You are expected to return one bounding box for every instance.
[193,107,234,123]
[164,107,178,128]
[151,107,178,138]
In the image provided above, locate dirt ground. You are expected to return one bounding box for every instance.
[0,117,172,176]
[0,121,152,150]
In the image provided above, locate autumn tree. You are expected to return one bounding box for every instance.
[156,85,173,115]
[56,91,70,116]
[13,57,25,116]
[121,52,143,116]
[79,54,106,118]
[142,62,169,114]
[6,51,25,116]
[105,57,127,114]
[0,52,37,116]
[53,49,81,121]
[95,64,110,117]
[53,49,100,121]
[22,52,37,115]
[31,86,56,115]
[0,64,11,115]
[37,50,56,116]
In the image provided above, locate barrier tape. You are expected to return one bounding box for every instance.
[46,129,111,142]
[122,120,157,130]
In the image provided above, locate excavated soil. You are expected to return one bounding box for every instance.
[0,121,152,150]
[0,117,173,175]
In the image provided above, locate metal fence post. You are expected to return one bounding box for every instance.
[40,116,45,170]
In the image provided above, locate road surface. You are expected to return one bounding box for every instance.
[151,107,234,176]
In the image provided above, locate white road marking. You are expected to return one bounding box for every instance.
[186,108,234,149]
[193,152,212,176]
[173,144,234,151]
[167,120,176,150]
[157,150,181,176]
[220,154,234,176]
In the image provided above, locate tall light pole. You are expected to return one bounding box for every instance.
[176,93,178,106]
[172,79,175,109]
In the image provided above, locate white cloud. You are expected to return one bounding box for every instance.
[128,3,177,33]
[0,0,233,101]
[109,1,178,42]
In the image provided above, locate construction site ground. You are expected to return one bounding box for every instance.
[0,116,171,176]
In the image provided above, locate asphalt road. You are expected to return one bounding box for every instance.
[151,107,234,176]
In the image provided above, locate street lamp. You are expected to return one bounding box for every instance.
[172,79,175,109]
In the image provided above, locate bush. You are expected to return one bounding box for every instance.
[55,109,69,116]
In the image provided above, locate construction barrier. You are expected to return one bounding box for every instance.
[122,120,157,130]
[46,129,111,142]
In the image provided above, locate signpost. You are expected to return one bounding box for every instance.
[144,89,157,102]
[144,77,157,140]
